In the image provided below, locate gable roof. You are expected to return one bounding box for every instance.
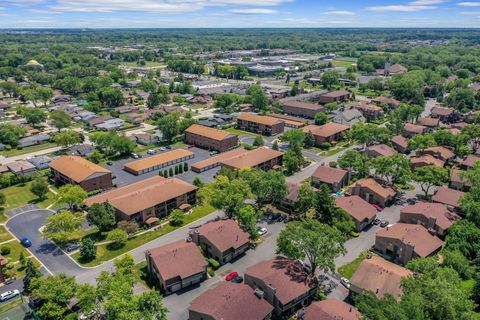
[336,196,377,223]
[303,299,361,320]
[185,124,236,141]
[366,144,397,157]
[401,202,460,231]
[320,90,350,98]
[422,146,455,161]
[461,155,480,168]
[431,107,454,117]
[352,178,396,199]
[411,155,445,168]
[432,187,465,209]
[197,219,250,253]
[391,135,408,149]
[404,123,427,134]
[417,117,440,127]
[311,165,348,185]
[49,156,111,183]
[237,113,283,126]
[303,123,350,138]
[220,147,283,169]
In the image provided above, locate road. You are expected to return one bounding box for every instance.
[0,146,63,165]
[422,98,437,117]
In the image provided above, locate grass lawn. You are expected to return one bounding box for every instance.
[337,250,369,279]
[0,142,58,158]
[135,260,156,289]
[332,60,357,68]
[0,240,42,279]
[120,61,165,68]
[173,141,188,147]
[1,182,58,212]
[224,127,260,138]
[0,297,22,314]
[0,226,13,243]
[72,204,216,267]
[319,142,352,157]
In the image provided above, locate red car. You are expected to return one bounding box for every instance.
[371,204,383,212]
[225,271,239,281]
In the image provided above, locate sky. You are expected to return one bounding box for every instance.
[1,0,480,28]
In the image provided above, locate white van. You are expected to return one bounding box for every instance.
[0,289,20,302]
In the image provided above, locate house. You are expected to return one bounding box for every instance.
[371,96,401,109]
[87,115,113,127]
[417,117,440,128]
[281,100,324,119]
[432,187,465,210]
[68,144,95,157]
[84,176,198,224]
[6,161,37,175]
[145,240,207,295]
[391,135,409,154]
[220,147,283,171]
[278,182,301,213]
[400,202,460,236]
[131,133,160,146]
[375,63,408,77]
[125,113,148,124]
[365,144,397,158]
[245,257,318,317]
[411,155,445,169]
[18,134,51,148]
[350,178,396,207]
[114,105,139,114]
[95,119,125,131]
[300,299,361,320]
[332,108,366,126]
[431,107,455,122]
[336,196,377,231]
[191,147,247,173]
[461,155,480,169]
[27,156,53,170]
[450,169,471,191]
[189,282,273,320]
[375,223,444,264]
[237,113,285,136]
[404,123,428,137]
[123,149,194,176]
[419,146,455,162]
[192,219,250,265]
[351,103,384,120]
[302,123,350,146]
[269,114,308,128]
[49,156,112,192]
[349,255,412,300]
[318,90,350,104]
[311,165,349,192]
[185,124,238,152]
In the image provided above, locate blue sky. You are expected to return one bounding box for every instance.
[1,0,480,28]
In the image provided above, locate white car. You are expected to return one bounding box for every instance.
[340,277,351,289]
[258,227,267,236]
[0,289,20,302]
[147,149,157,155]
[79,309,96,320]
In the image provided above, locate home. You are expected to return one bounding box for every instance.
[49,156,113,192]
[371,96,401,109]
[311,165,349,192]
[131,133,160,146]
[404,123,428,137]
[450,169,471,191]
[300,299,361,320]
[125,113,148,124]
[27,156,53,170]
[349,255,412,300]
[375,223,444,264]
[18,134,51,148]
[68,144,95,157]
[351,103,384,120]
[431,107,456,123]
[432,187,465,210]
[365,144,397,158]
[145,240,207,295]
[375,63,408,77]
[350,178,396,207]
[281,100,324,119]
[245,257,318,317]
[191,147,247,173]
[400,202,460,236]
[419,146,455,162]
[302,123,350,146]
[278,182,301,213]
[189,282,273,320]
[270,114,308,129]
[391,135,409,154]
[191,219,250,265]
[318,90,350,104]
[411,155,445,169]
[219,147,283,171]
[332,108,366,126]
[94,119,125,131]
[336,196,377,231]
[124,149,194,176]
[6,161,37,175]
[185,124,238,152]
[237,113,285,136]
[417,117,440,128]
[87,115,113,128]
[461,155,480,170]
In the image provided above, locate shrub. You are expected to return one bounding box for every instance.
[179,165,184,174]
[107,229,128,249]
[163,170,168,177]
[1,245,11,255]
[183,162,188,171]
[329,161,338,168]
[117,220,139,235]
[319,142,332,150]
[208,258,220,270]
[174,166,179,175]
[207,267,215,277]
[79,238,96,262]
[169,168,174,177]
[169,209,185,226]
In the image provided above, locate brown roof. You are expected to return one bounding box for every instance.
[191,147,247,171]
[303,300,361,320]
[124,149,193,173]
[366,144,397,157]
[49,156,111,183]
[197,219,249,253]
[303,123,350,138]
[354,103,383,113]
[451,169,470,186]
[311,165,348,185]
[245,257,317,306]
[372,96,400,107]
[401,202,460,231]
[146,240,207,281]
[185,124,235,141]
[84,176,197,215]
[336,196,377,223]
[411,155,445,168]
[417,117,440,128]
[350,255,412,300]
[6,161,35,173]
[282,100,323,111]
[461,155,480,168]
[220,147,283,170]
[432,107,453,117]
[237,113,283,126]
[351,178,396,200]
[88,115,112,126]
[432,187,465,208]
[270,113,307,127]
[422,146,455,161]
[376,223,444,257]
[388,64,408,74]
[285,182,301,202]
[189,282,273,320]
[320,90,350,98]
[404,123,427,134]
[391,135,408,149]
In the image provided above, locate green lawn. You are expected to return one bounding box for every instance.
[224,127,261,138]
[120,61,165,68]
[338,251,370,279]
[0,297,22,314]
[1,182,58,212]
[72,204,215,267]
[135,260,156,289]
[319,142,352,157]
[0,142,58,158]
[332,60,357,68]
[0,226,13,243]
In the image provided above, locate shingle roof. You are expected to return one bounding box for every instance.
[49,156,111,183]
[417,117,439,127]
[303,299,361,320]
[220,147,283,170]
[185,124,235,141]
[432,107,453,117]
[461,155,480,168]
[400,202,460,231]
[123,149,193,173]
[391,135,408,149]
[432,187,465,208]
[237,113,283,126]
[196,219,249,253]
[422,146,455,161]
[411,155,445,168]
[303,123,350,138]
[320,90,350,98]
[404,123,427,134]
[336,196,377,223]
[311,165,348,185]
[351,178,396,199]
[366,144,397,157]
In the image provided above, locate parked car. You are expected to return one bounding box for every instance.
[340,277,351,289]
[0,290,20,302]
[106,161,113,166]
[131,153,139,159]
[372,218,381,225]
[371,204,383,212]
[380,220,389,228]
[79,310,96,320]
[210,150,218,156]
[20,237,32,248]
[159,147,166,151]
[231,276,244,283]
[188,144,195,149]
[64,242,81,252]
[225,271,239,281]
[147,149,157,155]
[258,227,267,236]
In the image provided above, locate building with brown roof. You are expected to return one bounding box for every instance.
[349,255,412,300]
[461,155,480,169]
[375,223,444,264]
[303,123,350,146]
[432,187,465,210]
[245,257,318,317]
[192,219,250,265]
[84,176,197,224]
[278,182,301,213]
[450,169,470,191]
[350,178,396,207]
[352,103,384,120]
[237,113,284,136]
[365,144,397,158]
[282,100,324,119]
[400,202,460,236]
[336,196,377,231]
[6,161,37,176]
[376,63,408,77]
[270,114,308,128]
[371,96,401,109]
[411,155,445,169]
[123,149,194,176]
[419,146,455,162]
[191,147,247,173]
[391,135,409,154]
[131,133,160,146]
[301,299,361,320]
[318,90,351,104]
[311,165,349,192]
[220,147,283,171]
[431,107,455,122]
[417,117,440,128]
[185,124,238,152]
[145,240,207,294]
[189,282,273,320]
[49,156,112,192]
[404,123,428,137]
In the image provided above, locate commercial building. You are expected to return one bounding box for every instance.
[220,147,283,171]
[281,100,324,119]
[336,196,377,232]
[237,113,285,136]
[185,124,238,152]
[400,202,460,236]
[123,149,194,176]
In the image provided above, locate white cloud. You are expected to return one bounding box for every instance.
[409,0,446,4]
[366,4,437,12]
[323,10,355,16]
[458,2,480,6]
[230,8,277,14]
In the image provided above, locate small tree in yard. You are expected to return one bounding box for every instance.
[23,259,41,293]
[30,176,49,200]
[107,229,128,249]
[174,165,179,175]
[193,177,203,187]
[413,165,449,198]
[253,135,264,147]
[79,238,96,262]
[183,162,188,172]
[117,220,139,235]
[42,210,84,245]
[169,168,174,177]
[179,164,184,174]
[58,184,87,211]
[163,170,168,177]
[19,251,27,268]
[169,209,184,226]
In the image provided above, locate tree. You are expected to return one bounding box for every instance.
[76,283,97,315]
[284,144,304,174]
[19,251,26,268]
[407,133,436,151]
[42,210,84,245]
[114,254,136,276]
[243,170,288,210]
[237,205,261,240]
[50,110,72,131]
[304,132,315,149]
[253,135,264,147]
[30,176,49,200]
[314,184,336,224]
[461,124,480,153]
[157,112,179,143]
[79,238,96,262]
[107,229,128,249]
[87,202,117,232]
[117,220,139,235]
[169,209,185,226]
[58,184,87,211]
[0,193,4,207]
[460,163,480,226]
[90,132,134,157]
[413,165,449,198]
[23,259,42,293]
[0,123,26,146]
[294,183,317,216]
[321,71,340,89]
[247,84,268,112]
[445,220,480,261]
[98,87,125,108]
[276,219,346,274]
[193,176,203,187]
[349,123,391,147]
[283,129,305,146]
[272,140,279,150]
[338,150,370,178]
[53,130,81,148]
[314,112,328,125]
[24,108,47,127]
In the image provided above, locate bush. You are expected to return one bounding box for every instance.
[208,258,220,270]
[117,220,139,235]
[1,245,11,255]
[319,142,332,150]
[169,168,174,177]
[183,162,188,171]
[107,229,128,249]
[329,161,338,168]
[79,238,96,262]
[163,170,168,177]
[207,267,215,277]
[179,165,184,174]
[169,209,185,227]
[174,166,179,175]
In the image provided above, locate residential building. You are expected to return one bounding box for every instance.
[300,299,361,320]
[375,63,408,77]
[7,161,37,176]
[189,282,273,320]
[84,176,198,224]
[123,149,194,176]
[371,96,401,109]
[311,165,349,192]
[461,155,480,169]
[68,144,95,157]
[18,134,51,148]
[417,117,440,128]
[87,115,113,127]
[278,182,301,213]
[220,147,283,171]
[450,169,471,191]
[49,156,112,192]
[350,178,396,207]
[411,155,445,169]
[27,156,53,170]
[245,257,318,317]
[391,135,409,154]
[336,196,377,231]
[332,108,366,126]
[125,112,148,124]
[281,100,324,119]
[400,202,460,236]
[351,103,384,120]
[192,219,249,265]
[270,114,308,128]
[302,123,350,146]
[131,133,160,146]
[145,240,207,295]
[431,107,455,122]
[365,144,397,158]
[237,113,285,135]
[419,146,455,162]
[318,90,350,104]
[432,187,465,210]
[114,105,139,114]
[191,147,247,173]
[185,124,238,152]
[404,123,428,137]
[349,255,412,300]
[95,118,125,131]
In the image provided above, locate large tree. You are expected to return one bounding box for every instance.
[246,84,268,112]
[86,202,117,232]
[461,124,480,153]
[42,210,84,244]
[30,176,49,200]
[49,110,72,131]
[24,108,47,127]
[58,184,88,210]
[413,165,449,198]
[243,169,288,210]
[53,130,82,148]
